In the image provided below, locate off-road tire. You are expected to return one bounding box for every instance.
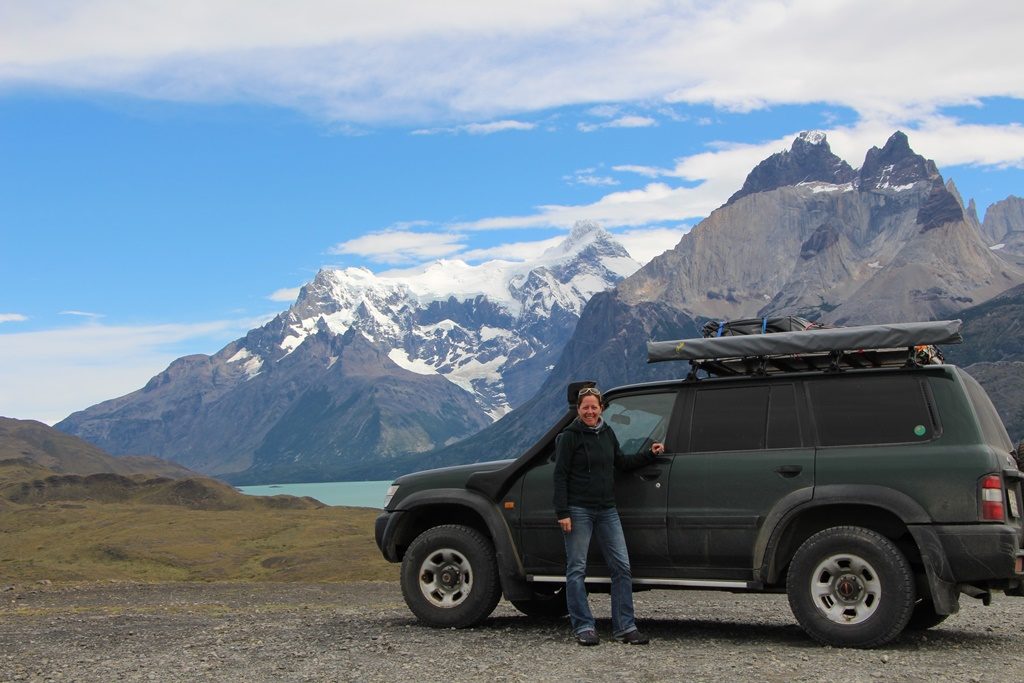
[510,585,568,619]
[400,524,501,628]
[787,526,915,648]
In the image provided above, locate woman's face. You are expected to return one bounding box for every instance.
[577,395,602,427]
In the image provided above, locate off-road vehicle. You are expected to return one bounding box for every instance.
[375,320,1024,648]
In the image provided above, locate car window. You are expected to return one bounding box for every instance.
[604,392,677,456]
[808,374,936,446]
[688,383,800,452]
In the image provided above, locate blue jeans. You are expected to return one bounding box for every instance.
[563,505,638,637]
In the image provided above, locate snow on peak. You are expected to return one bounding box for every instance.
[798,130,827,145]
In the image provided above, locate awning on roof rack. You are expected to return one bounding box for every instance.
[646,320,963,364]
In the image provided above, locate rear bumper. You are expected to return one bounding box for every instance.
[933,523,1024,583]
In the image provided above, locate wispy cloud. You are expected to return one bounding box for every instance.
[3,3,1020,125]
[0,318,262,425]
[578,115,657,133]
[328,230,467,265]
[414,120,537,135]
[0,313,27,323]
[59,310,104,319]
[564,167,619,187]
[267,287,302,303]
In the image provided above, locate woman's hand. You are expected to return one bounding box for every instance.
[651,442,665,455]
[559,517,572,533]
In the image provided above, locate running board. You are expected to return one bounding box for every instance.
[528,575,749,589]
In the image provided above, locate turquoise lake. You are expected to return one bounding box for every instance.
[237,480,392,508]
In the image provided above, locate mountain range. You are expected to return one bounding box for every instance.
[58,222,638,483]
[57,132,1024,482]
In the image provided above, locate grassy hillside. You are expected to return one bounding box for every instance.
[0,416,195,478]
[0,459,397,584]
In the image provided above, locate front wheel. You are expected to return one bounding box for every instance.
[400,524,501,628]
[787,526,915,648]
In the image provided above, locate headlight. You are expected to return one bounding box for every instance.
[383,484,399,508]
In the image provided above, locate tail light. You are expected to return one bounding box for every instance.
[981,474,1005,521]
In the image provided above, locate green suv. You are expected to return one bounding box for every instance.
[375,320,1024,648]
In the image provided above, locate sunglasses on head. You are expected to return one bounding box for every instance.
[577,387,602,399]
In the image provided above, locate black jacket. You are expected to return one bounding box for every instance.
[553,417,656,519]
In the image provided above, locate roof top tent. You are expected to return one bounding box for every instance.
[647,320,964,378]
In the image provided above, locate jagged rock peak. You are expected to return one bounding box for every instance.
[858,130,941,191]
[544,220,630,259]
[727,131,856,204]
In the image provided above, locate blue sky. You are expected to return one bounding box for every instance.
[1,1,1023,424]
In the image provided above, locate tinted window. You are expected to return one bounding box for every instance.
[605,392,677,456]
[809,375,935,446]
[767,384,801,449]
[690,386,769,452]
[688,383,801,452]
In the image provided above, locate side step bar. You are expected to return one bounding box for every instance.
[528,575,749,589]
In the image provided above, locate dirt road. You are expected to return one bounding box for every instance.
[1,581,1020,682]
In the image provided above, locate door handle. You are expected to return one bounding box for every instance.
[775,465,802,478]
[639,471,661,481]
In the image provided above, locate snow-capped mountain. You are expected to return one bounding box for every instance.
[57,221,640,481]
[252,220,636,418]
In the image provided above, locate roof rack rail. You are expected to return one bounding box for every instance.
[647,320,963,378]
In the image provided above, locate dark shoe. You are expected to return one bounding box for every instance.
[575,629,600,646]
[614,629,649,645]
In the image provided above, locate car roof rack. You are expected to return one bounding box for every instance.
[646,320,963,378]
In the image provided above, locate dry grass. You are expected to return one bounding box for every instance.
[0,459,398,584]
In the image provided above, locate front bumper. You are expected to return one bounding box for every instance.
[375,510,403,562]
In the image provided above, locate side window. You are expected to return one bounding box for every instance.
[690,385,769,452]
[767,384,801,449]
[604,392,677,457]
[809,375,936,446]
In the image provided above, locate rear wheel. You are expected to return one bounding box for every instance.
[400,524,501,628]
[510,584,568,619]
[787,526,915,648]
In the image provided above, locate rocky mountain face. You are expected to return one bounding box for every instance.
[57,222,638,482]
[426,132,1024,473]
[618,131,1024,325]
[981,195,1024,259]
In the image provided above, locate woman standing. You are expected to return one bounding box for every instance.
[553,386,664,646]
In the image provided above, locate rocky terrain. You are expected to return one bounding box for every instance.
[1,581,1021,682]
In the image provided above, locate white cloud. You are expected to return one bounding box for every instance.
[459,235,565,262]
[413,119,537,135]
[0,318,260,425]
[613,227,689,264]
[564,167,619,187]
[578,115,657,133]
[59,310,104,319]
[328,230,467,264]
[0,313,27,323]
[268,287,302,302]
[3,2,1020,125]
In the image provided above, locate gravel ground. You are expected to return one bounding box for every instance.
[1,581,1021,682]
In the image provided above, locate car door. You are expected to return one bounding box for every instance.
[667,381,814,578]
[517,390,678,574]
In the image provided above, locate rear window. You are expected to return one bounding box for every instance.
[808,374,937,446]
[957,368,1013,451]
